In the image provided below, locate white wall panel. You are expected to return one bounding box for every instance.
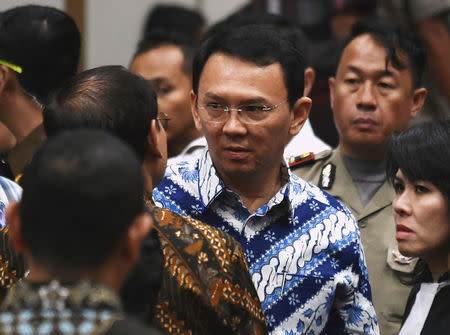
[85,0,200,69]
[0,0,64,11]
[85,0,151,69]
[202,0,247,23]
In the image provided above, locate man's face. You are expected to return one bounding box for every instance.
[330,34,424,156]
[130,45,194,156]
[192,52,306,180]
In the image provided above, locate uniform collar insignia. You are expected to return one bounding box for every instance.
[319,163,336,190]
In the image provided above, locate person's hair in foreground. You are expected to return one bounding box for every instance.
[387,119,450,284]
[18,129,146,275]
[337,18,426,89]
[0,5,80,104]
[192,24,305,108]
[44,65,157,161]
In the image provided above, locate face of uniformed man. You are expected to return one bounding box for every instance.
[131,44,198,157]
[191,52,309,182]
[329,33,427,159]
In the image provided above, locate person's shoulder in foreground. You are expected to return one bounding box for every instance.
[0,280,163,335]
[151,205,267,335]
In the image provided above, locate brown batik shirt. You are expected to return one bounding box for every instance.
[151,205,267,335]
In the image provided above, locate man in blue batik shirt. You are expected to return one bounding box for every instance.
[154,25,379,335]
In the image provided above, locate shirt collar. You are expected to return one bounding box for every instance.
[3,279,122,312]
[179,136,207,155]
[198,150,306,214]
[198,150,226,208]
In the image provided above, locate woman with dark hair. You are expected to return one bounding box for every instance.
[386,119,450,335]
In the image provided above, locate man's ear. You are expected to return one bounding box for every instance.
[190,91,202,132]
[410,87,427,118]
[123,212,153,265]
[329,77,336,110]
[0,65,11,95]
[289,96,312,137]
[147,119,163,158]
[5,202,28,254]
[304,67,316,97]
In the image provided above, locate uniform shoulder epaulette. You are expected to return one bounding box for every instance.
[288,150,332,170]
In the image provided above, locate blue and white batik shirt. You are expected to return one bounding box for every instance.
[154,150,379,335]
[0,176,22,228]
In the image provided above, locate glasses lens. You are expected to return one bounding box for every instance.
[240,106,269,124]
[199,105,225,123]
[198,99,286,125]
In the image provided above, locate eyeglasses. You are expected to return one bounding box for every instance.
[197,99,288,125]
[157,111,171,131]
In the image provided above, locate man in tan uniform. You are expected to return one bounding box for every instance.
[290,19,427,335]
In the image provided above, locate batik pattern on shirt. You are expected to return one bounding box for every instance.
[0,280,123,335]
[150,205,267,335]
[154,150,379,335]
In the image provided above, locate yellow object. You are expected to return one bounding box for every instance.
[14,173,23,184]
[0,59,22,74]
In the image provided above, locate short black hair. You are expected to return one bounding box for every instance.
[44,66,158,161]
[204,11,291,40]
[0,5,81,104]
[142,4,205,45]
[132,31,197,76]
[193,25,305,107]
[336,18,426,88]
[205,11,311,66]
[387,119,450,206]
[19,129,145,273]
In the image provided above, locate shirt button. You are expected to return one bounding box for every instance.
[359,219,367,228]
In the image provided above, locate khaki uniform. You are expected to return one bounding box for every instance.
[291,149,416,335]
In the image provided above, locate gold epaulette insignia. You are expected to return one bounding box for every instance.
[288,152,315,169]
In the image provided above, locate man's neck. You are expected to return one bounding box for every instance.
[220,167,283,214]
[1,93,42,144]
[26,258,123,292]
[339,141,387,161]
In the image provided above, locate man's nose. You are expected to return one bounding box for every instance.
[356,81,376,112]
[222,110,247,136]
